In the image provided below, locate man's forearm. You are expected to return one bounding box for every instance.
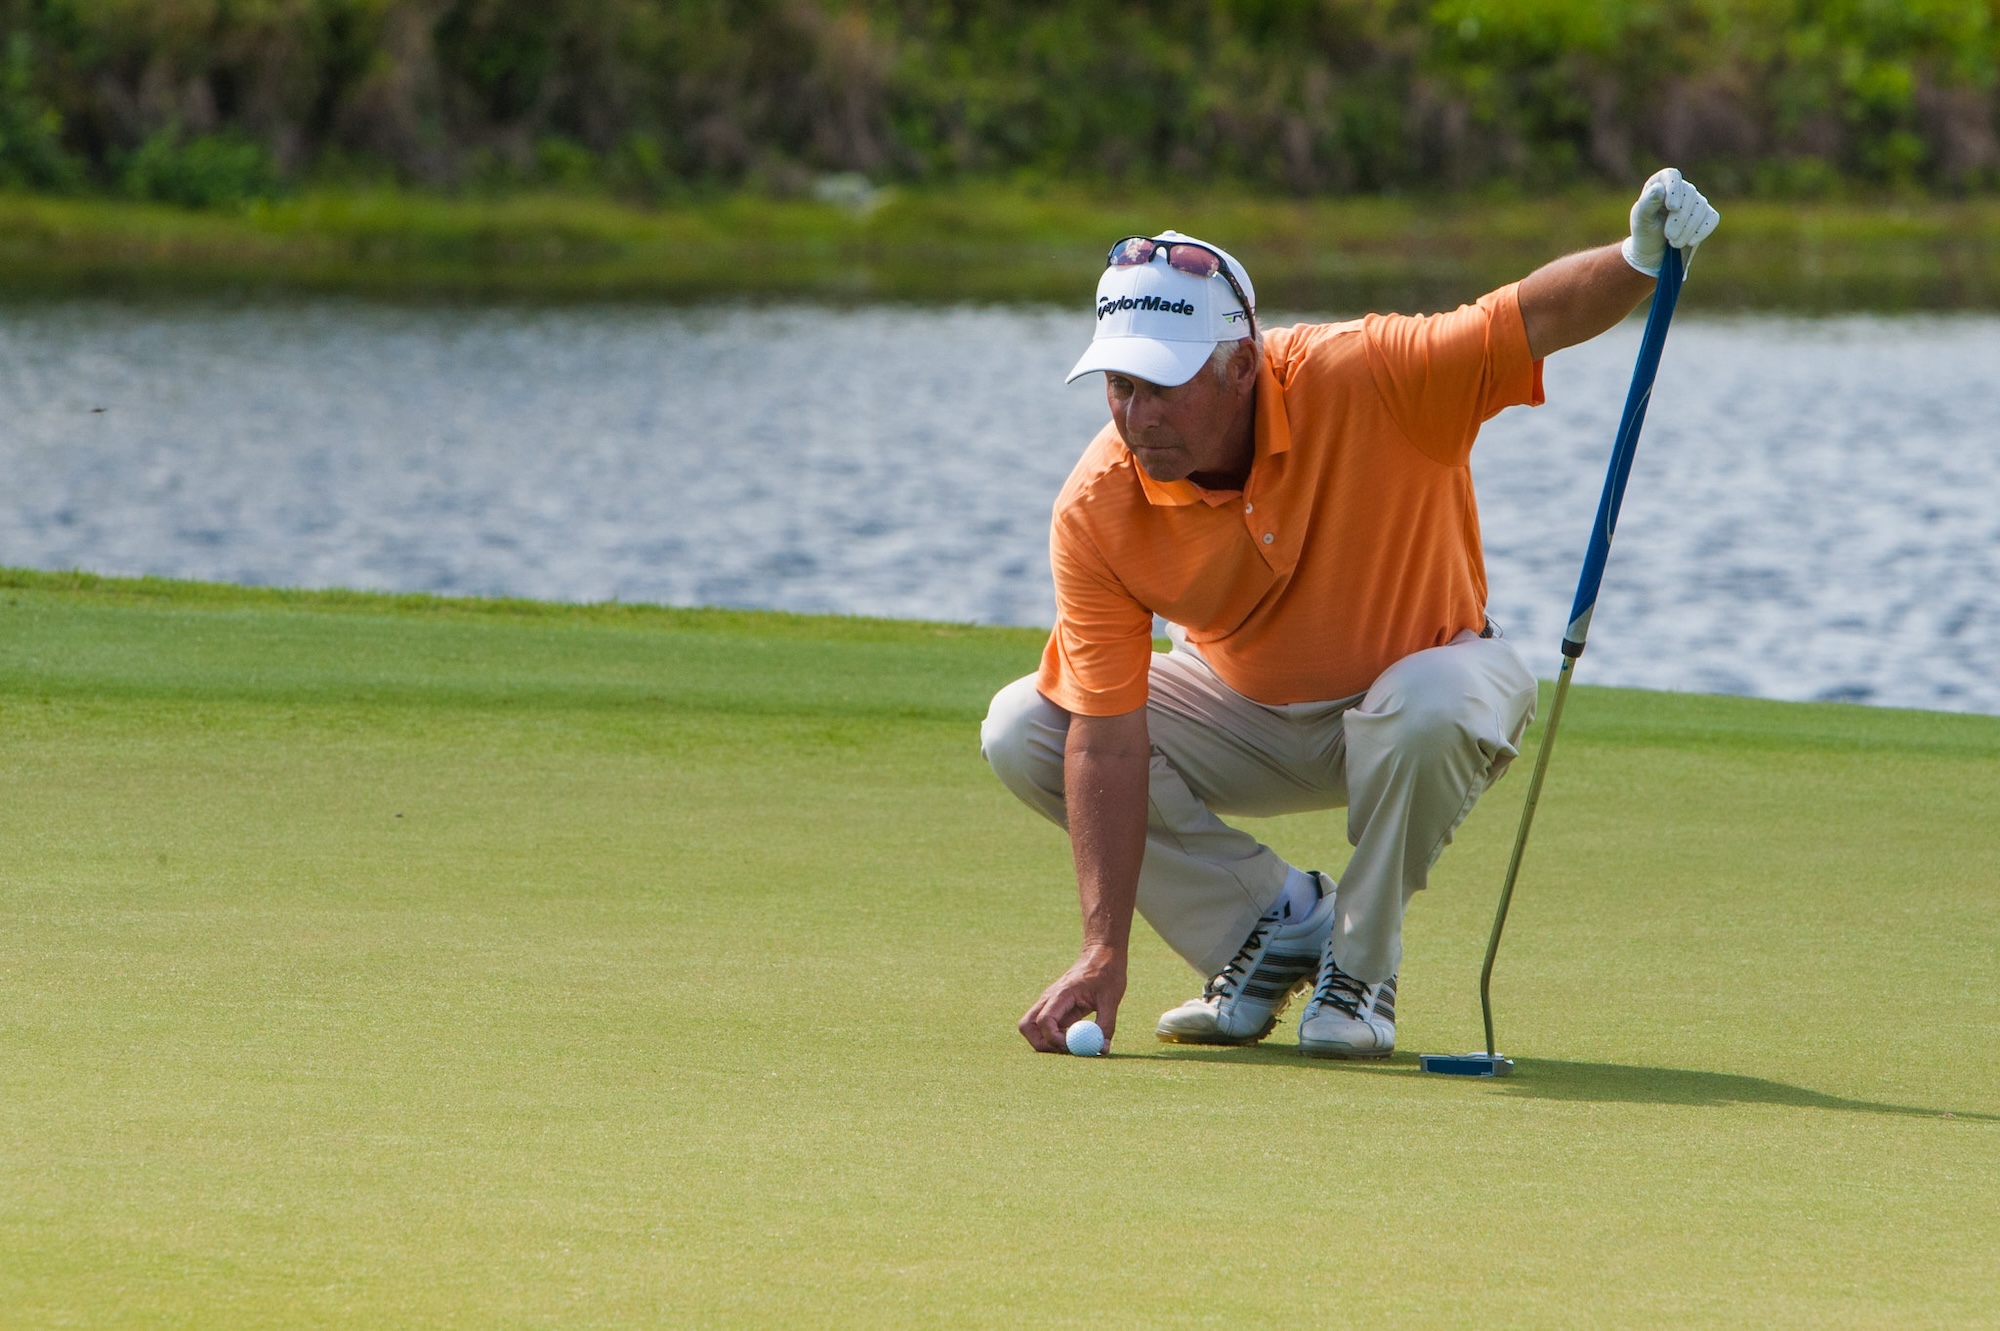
[1015,707,1149,1052]
[1519,243,1657,361]
[1064,709,1151,953]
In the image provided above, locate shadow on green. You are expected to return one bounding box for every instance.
[1137,1046,1997,1122]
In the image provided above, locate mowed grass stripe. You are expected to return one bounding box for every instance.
[2,573,1996,1326]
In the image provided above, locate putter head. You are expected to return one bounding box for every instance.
[1419,1052,1514,1078]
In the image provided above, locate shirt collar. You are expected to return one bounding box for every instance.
[1131,353,1292,507]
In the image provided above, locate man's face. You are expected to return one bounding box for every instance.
[1104,345,1255,485]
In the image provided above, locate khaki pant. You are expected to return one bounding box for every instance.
[979,630,1538,984]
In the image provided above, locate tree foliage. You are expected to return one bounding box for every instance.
[1,0,1996,203]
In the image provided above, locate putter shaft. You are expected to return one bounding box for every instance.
[1479,654,1577,1058]
[1470,247,1687,1066]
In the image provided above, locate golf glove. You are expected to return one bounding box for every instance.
[1623,168,1720,277]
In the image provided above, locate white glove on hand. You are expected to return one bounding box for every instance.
[1622,167,1720,277]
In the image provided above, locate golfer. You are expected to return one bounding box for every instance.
[983,169,1720,1057]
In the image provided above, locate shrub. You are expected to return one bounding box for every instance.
[121,129,280,210]
[0,1,1995,196]
[0,34,81,190]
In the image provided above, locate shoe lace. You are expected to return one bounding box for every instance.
[1310,959,1368,1019]
[1201,916,1276,1002]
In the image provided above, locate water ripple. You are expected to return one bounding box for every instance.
[0,301,1994,713]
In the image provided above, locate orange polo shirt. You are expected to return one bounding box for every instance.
[1038,282,1543,716]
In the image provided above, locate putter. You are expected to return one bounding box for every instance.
[1420,244,1689,1079]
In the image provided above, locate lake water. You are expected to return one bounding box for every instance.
[2,300,1996,713]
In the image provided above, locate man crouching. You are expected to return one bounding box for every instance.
[982,171,1720,1056]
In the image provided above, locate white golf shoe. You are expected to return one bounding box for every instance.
[1297,942,1398,1059]
[1155,876,1335,1046]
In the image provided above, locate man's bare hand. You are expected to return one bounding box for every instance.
[1018,943,1128,1053]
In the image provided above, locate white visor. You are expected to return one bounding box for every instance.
[1065,230,1256,387]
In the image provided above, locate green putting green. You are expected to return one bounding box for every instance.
[3,571,1996,1326]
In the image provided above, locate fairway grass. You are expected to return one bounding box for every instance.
[3,572,1997,1326]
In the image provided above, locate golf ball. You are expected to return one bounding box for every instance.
[1064,1020,1106,1057]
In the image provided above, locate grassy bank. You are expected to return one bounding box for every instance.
[2,568,1996,1325]
[5,187,2000,311]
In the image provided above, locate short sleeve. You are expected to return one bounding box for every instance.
[1035,507,1154,716]
[1360,282,1544,467]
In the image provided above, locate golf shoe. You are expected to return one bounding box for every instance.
[1155,874,1334,1046]
[1297,942,1397,1059]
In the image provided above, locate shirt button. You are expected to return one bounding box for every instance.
[1262,532,1275,545]
[1244,502,1254,514]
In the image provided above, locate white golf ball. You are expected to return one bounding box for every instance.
[1065,1020,1106,1057]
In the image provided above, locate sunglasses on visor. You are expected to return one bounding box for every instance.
[1106,235,1258,342]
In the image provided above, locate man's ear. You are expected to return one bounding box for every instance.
[1231,339,1259,387]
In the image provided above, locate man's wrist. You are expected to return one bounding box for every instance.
[1621,234,1662,279]
[1077,938,1129,963]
